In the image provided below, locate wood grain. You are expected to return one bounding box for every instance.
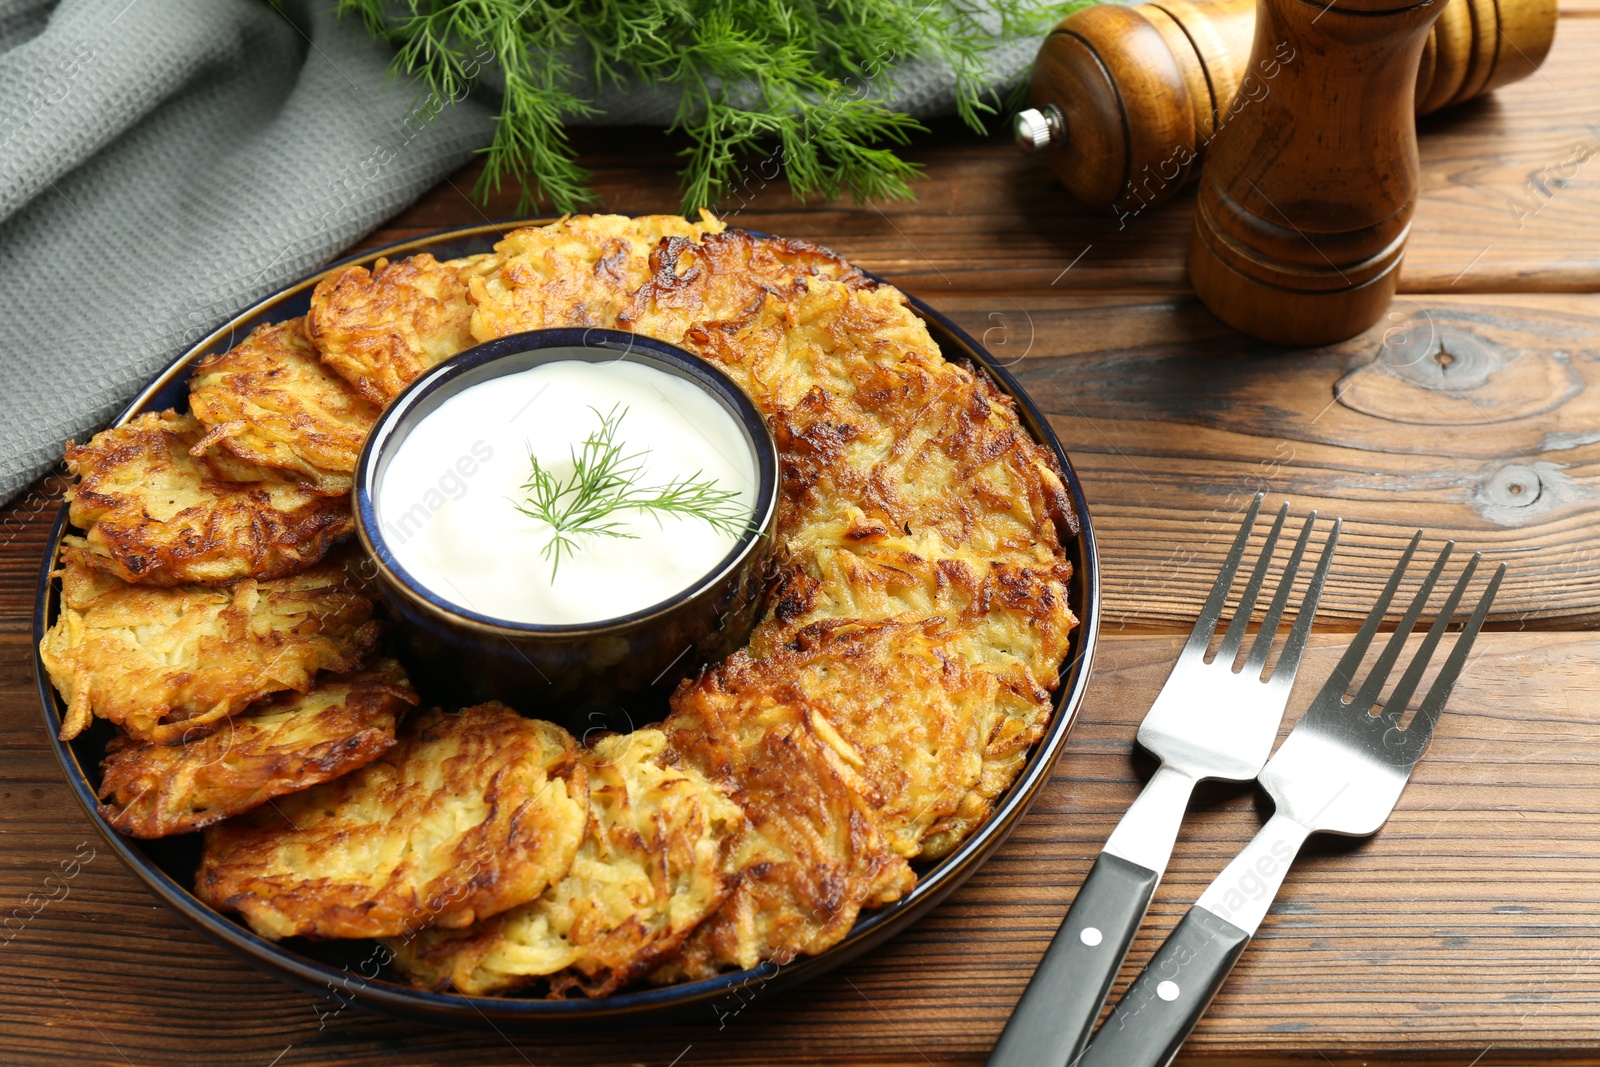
[5,632,1599,1065]
[934,290,1600,630]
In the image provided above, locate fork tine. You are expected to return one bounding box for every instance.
[1240,510,1314,673]
[1250,514,1340,679]
[1314,530,1423,703]
[1215,504,1289,663]
[1349,541,1454,714]
[1183,492,1265,656]
[1403,562,1505,746]
[1380,553,1479,725]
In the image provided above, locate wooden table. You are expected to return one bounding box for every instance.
[6,6,1600,1064]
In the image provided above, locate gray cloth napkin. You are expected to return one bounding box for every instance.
[0,0,496,505]
[0,0,1038,506]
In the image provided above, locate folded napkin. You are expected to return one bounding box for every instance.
[0,0,496,505]
[0,0,1041,506]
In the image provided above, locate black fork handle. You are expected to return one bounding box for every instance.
[1076,906,1252,1067]
[986,852,1161,1067]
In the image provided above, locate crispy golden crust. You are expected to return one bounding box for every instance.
[188,318,380,495]
[712,617,986,859]
[40,547,382,743]
[613,228,871,346]
[465,213,726,343]
[761,542,1076,680]
[63,410,353,586]
[306,252,486,405]
[96,660,418,839]
[918,657,1057,858]
[392,729,744,997]
[756,548,1072,859]
[645,267,1076,980]
[679,280,1075,561]
[690,278,1077,868]
[195,703,588,941]
[657,664,915,978]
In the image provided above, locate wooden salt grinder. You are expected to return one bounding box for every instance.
[1187,0,1449,345]
[1018,0,1557,215]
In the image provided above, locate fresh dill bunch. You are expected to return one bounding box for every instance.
[337,0,1083,214]
[514,405,750,580]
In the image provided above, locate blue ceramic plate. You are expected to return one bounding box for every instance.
[34,221,1101,1031]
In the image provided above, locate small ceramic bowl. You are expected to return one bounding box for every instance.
[353,328,780,717]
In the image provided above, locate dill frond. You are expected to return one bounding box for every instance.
[513,406,750,581]
[338,0,1086,215]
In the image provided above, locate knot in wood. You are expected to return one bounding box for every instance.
[1379,322,1494,390]
[1483,464,1543,509]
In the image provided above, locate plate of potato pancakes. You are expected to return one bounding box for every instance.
[35,214,1099,1027]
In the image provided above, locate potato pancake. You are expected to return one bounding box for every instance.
[465,213,725,342]
[612,227,869,344]
[715,617,992,858]
[658,667,915,978]
[188,317,380,494]
[919,656,1059,859]
[195,703,588,941]
[392,729,743,997]
[97,659,417,839]
[763,541,1076,679]
[63,410,353,586]
[40,547,382,743]
[678,279,1075,563]
[773,543,1073,855]
[306,251,486,405]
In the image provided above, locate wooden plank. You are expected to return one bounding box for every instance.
[933,290,1600,630]
[1,631,1597,1064]
[360,18,1600,299]
[0,473,61,634]
[1406,13,1600,293]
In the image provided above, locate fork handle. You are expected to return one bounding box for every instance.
[1075,905,1251,1067]
[988,766,1197,1067]
[1077,813,1314,1067]
[986,852,1161,1067]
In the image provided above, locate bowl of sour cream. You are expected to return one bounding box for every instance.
[353,328,779,716]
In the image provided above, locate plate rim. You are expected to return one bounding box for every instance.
[32,218,1102,1028]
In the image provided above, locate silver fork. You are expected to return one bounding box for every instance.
[1078,537,1506,1067]
[987,494,1339,1067]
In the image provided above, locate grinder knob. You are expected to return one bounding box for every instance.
[1014,105,1066,154]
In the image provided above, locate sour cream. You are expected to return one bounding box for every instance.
[376,359,758,626]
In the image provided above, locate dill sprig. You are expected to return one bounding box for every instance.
[336,0,1085,214]
[514,405,750,580]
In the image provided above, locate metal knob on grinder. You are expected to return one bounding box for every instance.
[1014,105,1065,154]
[1021,0,1557,215]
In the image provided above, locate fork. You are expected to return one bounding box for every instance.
[1077,536,1505,1067]
[987,494,1339,1067]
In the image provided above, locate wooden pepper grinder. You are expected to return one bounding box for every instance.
[1018,0,1556,216]
[1187,0,1449,343]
